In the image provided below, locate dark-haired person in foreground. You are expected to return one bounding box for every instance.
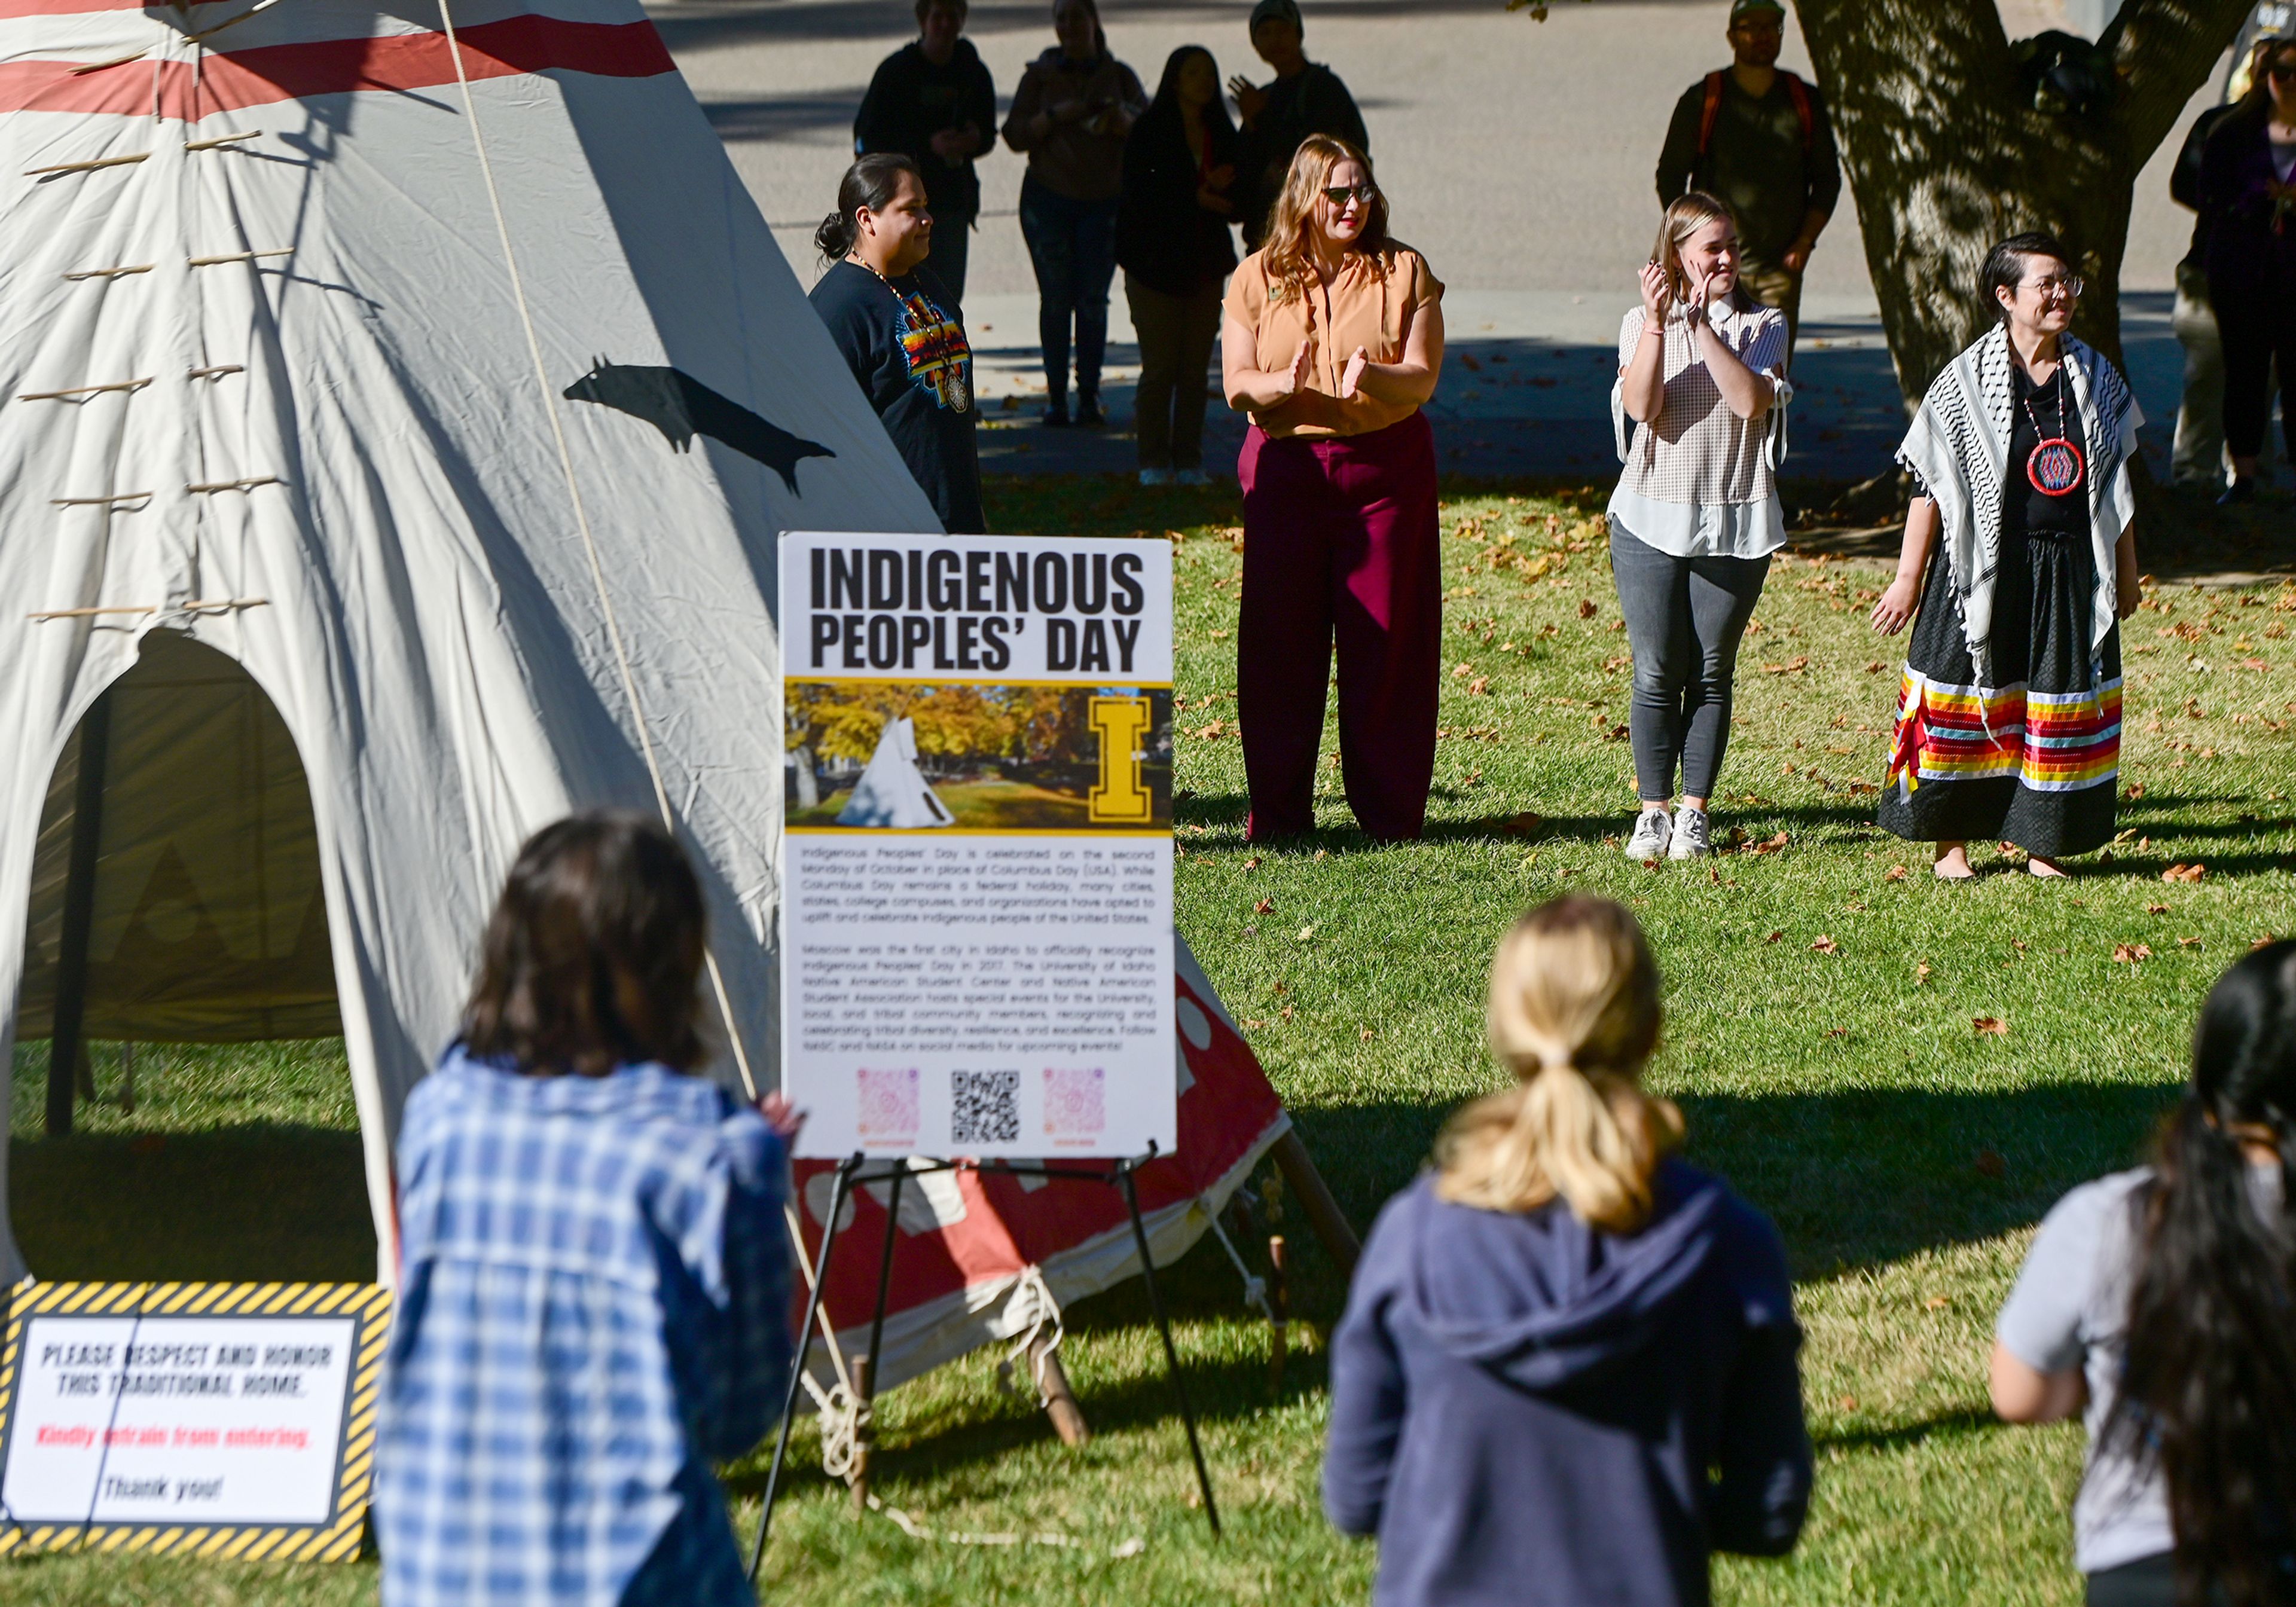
[1325,896,1810,1606]
[1993,939,2296,1607]
[809,153,985,533]
[854,0,997,304]
[375,812,801,1607]
[1870,231,2142,880]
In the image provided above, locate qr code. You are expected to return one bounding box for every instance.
[950,1070,1021,1145]
[1044,1067,1105,1137]
[857,1067,918,1139]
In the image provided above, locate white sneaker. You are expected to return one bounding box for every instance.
[1174,468,1209,487]
[1668,806,1712,859]
[1138,468,1174,487]
[1625,806,1672,861]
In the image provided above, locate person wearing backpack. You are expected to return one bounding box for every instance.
[1324,895,1812,1606]
[1655,0,1840,361]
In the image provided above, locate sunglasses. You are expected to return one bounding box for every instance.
[1321,183,1376,207]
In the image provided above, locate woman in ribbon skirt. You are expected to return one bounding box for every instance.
[1870,231,2143,879]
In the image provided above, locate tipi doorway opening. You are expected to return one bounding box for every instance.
[9,630,373,1282]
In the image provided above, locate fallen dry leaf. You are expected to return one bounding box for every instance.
[1359,1027,1376,1041]
[2013,940,2029,953]
[2243,658,2271,671]
[1747,830,1792,856]
[1974,1016,2008,1035]
[1764,930,1784,944]
[1578,598,1598,619]
[1467,676,1491,695]
[1865,661,1885,673]
[1244,856,1263,870]
[1923,1296,1950,1311]
[1761,655,1812,675]
[2256,936,2280,951]
[1296,925,1316,942]
[2162,863,2208,884]
[1916,962,1933,985]
[1811,935,1839,954]
[1253,898,1275,915]
[2113,943,2152,965]
[2178,936,2203,949]
[2125,781,2145,799]
[2147,903,2169,915]
[1840,1394,1860,1409]
[1885,864,1909,882]
[1314,849,1329,861]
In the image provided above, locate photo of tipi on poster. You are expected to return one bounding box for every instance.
[780,533,1176,1161]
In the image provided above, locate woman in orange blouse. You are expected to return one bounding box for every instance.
[1220,134,1445,842]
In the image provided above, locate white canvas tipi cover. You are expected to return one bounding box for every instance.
[0,0,943,1282]
[835,717,954,829]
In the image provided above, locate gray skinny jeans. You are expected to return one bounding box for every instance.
[1608,528,1772,802]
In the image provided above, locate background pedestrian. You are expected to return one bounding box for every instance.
[1871,232,2142,879]
[810,154,985,533]
[1654,0,1839,360]
[2199,35,2296,505]
[1325,895,1811,1607]
[1221,135,1443,843]
[853,0,996,305]
[1117,45,1240,487]
[377,813,799,1607]
[1228,0,1369,251]
[1001,0,1146,429]
[1609,192,1788,863]
[1993,940,2296,1607]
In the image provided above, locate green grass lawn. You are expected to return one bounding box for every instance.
[8,477,2293,1605]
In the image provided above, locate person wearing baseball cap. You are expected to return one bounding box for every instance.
[1654,0,1840,360]
[1228,0,1369,249]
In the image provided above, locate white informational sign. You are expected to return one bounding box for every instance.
[1,1312,356,1526]
[780,531,1176,1160]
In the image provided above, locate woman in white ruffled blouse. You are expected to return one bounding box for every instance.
[1607,191,1790,862]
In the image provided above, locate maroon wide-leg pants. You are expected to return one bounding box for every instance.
[1236,411,1441,842]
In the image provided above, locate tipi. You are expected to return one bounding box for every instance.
[0,0,940,1283]
[835,717,954,829]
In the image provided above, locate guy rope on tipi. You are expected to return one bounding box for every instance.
[0,0,1347,1484]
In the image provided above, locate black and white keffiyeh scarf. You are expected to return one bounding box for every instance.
[1896,324,2141,688]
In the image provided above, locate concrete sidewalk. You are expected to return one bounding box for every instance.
[966,290,2190,484]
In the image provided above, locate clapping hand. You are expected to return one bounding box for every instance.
[1686,261,1719,319]
[1339,346,1370,401]
[1274,343,1309,400]
[1637,261,1673,323]
[758,1092,807,1144]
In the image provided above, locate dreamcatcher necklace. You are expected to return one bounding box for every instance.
[2020,366,2084,497]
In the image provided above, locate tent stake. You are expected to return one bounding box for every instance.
[47,690,111,1138]
[1268,1129,1360,1279]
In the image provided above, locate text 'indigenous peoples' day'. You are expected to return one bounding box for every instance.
[803,545,1151,674]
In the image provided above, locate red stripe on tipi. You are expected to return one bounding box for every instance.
[0,15,674,118]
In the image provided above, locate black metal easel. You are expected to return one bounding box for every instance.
[749,1143,1219,1580]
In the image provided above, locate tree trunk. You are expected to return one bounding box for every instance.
[1792,0,2250,408]
[792,742,821,809]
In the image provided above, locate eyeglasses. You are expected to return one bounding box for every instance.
[1320,184,1376,207]
[2023,274,2084,299]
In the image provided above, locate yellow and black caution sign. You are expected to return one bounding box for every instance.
[0,1280,389,1561]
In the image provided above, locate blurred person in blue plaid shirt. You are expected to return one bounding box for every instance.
[376,812,800,1606]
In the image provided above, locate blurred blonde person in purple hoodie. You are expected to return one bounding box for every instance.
[1323,895,1810,1607]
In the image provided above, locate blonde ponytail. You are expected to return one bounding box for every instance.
[1435,896,1680,1233]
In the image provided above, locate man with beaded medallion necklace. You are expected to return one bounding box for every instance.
[809,153,985,533]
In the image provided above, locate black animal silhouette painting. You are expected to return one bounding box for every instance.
[562,359,835,494]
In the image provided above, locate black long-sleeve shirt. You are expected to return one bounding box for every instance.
[1655,69,1841,268]
[854,39,997,222]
